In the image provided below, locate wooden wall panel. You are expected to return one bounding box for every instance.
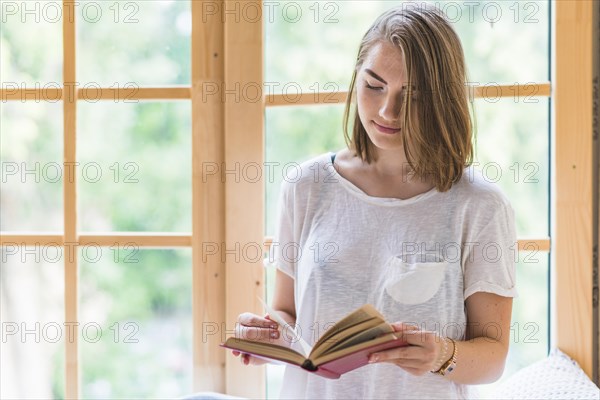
[592,0,600,385]
[223,0,265,397]
[191,0,227,393]
[554,0,594,379]
[63,0,78,398]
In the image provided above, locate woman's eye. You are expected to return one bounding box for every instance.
[365,83,382,91]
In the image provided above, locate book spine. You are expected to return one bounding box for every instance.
[300,359,317,372]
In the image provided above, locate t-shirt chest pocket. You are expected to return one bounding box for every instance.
[383,253,448,305]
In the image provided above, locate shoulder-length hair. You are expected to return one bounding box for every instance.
[342,5,474,192]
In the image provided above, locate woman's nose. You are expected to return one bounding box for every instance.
[378,93,403,122]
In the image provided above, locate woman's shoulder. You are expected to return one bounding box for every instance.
[280,152,335,188]
[451,165,514,211]
[277,152,337,203]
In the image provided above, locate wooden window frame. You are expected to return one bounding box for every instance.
[1,0,597,397]
[553,0,597,384]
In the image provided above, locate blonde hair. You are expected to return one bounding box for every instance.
[342,5,474,192]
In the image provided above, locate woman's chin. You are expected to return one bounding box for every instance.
[367,135,404,151]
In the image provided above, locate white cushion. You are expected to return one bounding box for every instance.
[493,348,600,399]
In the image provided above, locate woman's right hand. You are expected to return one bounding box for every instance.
[232,312,282,366]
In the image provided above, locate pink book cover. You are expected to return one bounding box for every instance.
[311,336,408,379]
[221,336,408,379]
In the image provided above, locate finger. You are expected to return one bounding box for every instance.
[369,345,422,363]
[232,350,240,357]
[235,325,280,342]
[392,332,439,367]
[390,322,421,333]
[265,314,281,327]
[238,312,279,328]
[398,329,437,348]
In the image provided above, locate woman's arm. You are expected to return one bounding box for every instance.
[443,292,513,384]
[368,292,513,384]
[271,269,297,329]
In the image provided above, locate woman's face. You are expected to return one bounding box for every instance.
[356,41,410,153]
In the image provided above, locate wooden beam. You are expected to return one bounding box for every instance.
[592,0,600,385]
[0,234,550,254]
[191,0,227,393]
[78,233,191,247]
[265,90,349,107]
[62,0,78,398]
[1,83,551,104]
[264,83,552,107]
[0,233,63,245]
[471,82,551,100]
[78,87,191,101]
[223,0,264,396]
[516,238,551,253]
[0,87,62,102]
[0,87,190,102]
[554,0,594,379]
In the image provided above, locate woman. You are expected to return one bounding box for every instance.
[234,5,517,399]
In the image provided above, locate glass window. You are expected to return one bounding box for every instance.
[77,0,191,86]
[0,2,62,85]
[80,248,192,398]
[0,101,63,231]
[478,253,550,397]
[265,104,346,234]
[78,101,191,232]
[265,1,549,93]
[473,96,550,237]
[0,252,65,398]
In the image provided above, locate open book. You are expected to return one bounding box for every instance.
[220,304,407,379]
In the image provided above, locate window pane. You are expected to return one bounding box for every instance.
[474,97,549,237]
[0,1,62,85]
[0,101,63,231]
[78,101,191,232]
[77,0,191,86]
[80,248,192,399]
[265,104,346,235]
[265,1,549,92]
[478,253,550,398]
[0,249,65,399]
[510,254,550,369]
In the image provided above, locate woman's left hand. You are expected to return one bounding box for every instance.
[367,322,447,376]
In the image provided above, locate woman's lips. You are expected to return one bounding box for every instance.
[373,121,401,134]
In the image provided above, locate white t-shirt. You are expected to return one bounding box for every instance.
[268,152,518,400]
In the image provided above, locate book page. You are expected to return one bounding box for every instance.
[223,337,306,366]
[258,296,312,357]
[312,332,400,366]
[310,317,382,360]
[321,322,394,355]
[311,304,385,351]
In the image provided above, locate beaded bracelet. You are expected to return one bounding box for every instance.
[432,338,457,376]
[431,336,450,372]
